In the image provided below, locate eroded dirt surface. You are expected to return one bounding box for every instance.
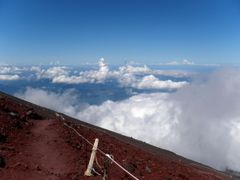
[0,92,231,179]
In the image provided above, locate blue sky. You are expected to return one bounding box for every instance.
[0,0,240,65]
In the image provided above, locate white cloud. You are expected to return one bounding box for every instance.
[15,68,240,171]
[164,59,221,67]
[135,75,188,89]
[0,74,20,80]
[38,66,69,79]
[182,59,194,65]
[79,68,240,171]
[49,60,61,66]
[52,74,94,84]
[98,57,109,73]
[15,58,190,90]
[77,93,179,147]
[165,59,195,65]
[117,73,137,87]
[50,59,188,90]
[119,65,151,74]
[0,65,27,75]
[51,58,115,84]
[0,66,12,74]
[30,66,42,73]
[15,88,80,115]
[118,74,188,90]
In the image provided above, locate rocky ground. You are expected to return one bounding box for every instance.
[0,91,233,179]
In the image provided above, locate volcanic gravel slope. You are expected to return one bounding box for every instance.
[0,91,232,180]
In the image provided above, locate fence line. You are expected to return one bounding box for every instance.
[63,123,139,180]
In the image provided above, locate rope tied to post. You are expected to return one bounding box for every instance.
[63,122,139,180]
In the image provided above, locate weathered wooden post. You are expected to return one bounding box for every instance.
[84,138,99,176]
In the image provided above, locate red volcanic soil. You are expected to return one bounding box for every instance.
[0,91,232,180]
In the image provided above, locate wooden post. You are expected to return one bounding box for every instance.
[84,138,99,176]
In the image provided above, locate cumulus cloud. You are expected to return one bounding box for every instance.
[49,58,189,90]
[164,59,221,67]
[0,66,12,74]
[44,58,114,84]
[52,75,91,84]
[118,64,190,77]
[119,74,188,90]
[77,93,179,147]
[79,68,240,171]
[16,68,240,171]
[0,65,23,80]
[30,66,42,73]
[0,65,27,78]
[165,59,195,65]
[0,74,20,80]
[15,88,81,115]
[138,75,188,89]
[0,66,19,80]
[0,61,192,86]
[31,66,69,79]
[119,65,151,74]
[117,65,189,90]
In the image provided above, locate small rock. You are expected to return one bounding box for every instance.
[15,121,22,129]
[31,112,43,120]
[124,162,137,173]
[25,131,31,135]
[178,173,189,179]
[0,156,6,168]
[13,162,21,167]
[145,165,152,173]
[55,112,60,117]
[0,134,7,143]
[9,112,18,117]
[25,109,43,120]
[26,110,33,116]
[36,165,41,171]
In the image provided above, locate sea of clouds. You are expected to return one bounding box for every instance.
[13,64,240,172]
[0,59,189,91]
[29,58,189,90]
[0,66,21,80]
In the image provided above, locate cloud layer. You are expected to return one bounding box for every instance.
[119,74,188,89]
[47,59,188,90]
[0,66,22,80]
[16,88,81,115]
[1,59,190,89]
[0,74,20,80]
[16,68,240,171]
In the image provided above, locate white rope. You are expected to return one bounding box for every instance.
[63,123,139,180]
[92,167,101,176]
[105,154,139,180]
[95,155,103,169]
[64,123,94,146]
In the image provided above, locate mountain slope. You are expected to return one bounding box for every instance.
[0,91,231,179]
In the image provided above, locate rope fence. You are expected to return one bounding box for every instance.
[63,122,139,180]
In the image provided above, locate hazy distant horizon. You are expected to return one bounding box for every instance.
[0,59,238,67]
